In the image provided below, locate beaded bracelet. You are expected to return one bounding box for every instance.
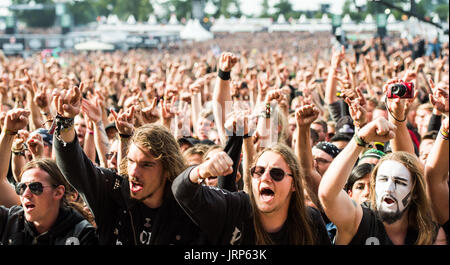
[440,128,449,140]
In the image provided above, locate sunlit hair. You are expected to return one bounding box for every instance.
[369,152,437,245]
[126,124,187,183]
[249,143,316,245]
[19,158,94,224]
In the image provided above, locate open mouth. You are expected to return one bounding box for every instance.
[260,187,275,202]
[383,197,395,205]
[130,181,143,193]
[24,202,35,211]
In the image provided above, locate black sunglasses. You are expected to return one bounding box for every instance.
[250,166,292,182]
[15,182,56,196]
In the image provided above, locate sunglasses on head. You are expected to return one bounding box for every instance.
[15,182,56,196]
[250,166,292,182]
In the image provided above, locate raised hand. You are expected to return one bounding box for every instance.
[141,98,159,124]
[196,151,233,180]
[111,106,135,136]
[331,45,346,69]
[383,79,417,121]
[81,97,102,124]
[264,88,283,104]
[345,87,368,128]
[295,104,319,128]
[3,108,30,133]
[357,117,396,144]
[218,52,238,72]
[52,82,83,118]
[428,78,449,116]
[27,131,44,158]
[34,83,50,110]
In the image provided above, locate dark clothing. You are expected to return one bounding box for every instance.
[218,135,243,192]
[172,166,331,245]
[328,99,350,123]
[0,205,97,245]
[428,114,442,133]
[349,202,438,245]
[54,135,208,245]
[443,219,450,245]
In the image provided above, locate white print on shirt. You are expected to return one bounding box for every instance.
[230,227,241,245]
[140,230,152,245]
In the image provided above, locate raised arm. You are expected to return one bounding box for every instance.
[295,104,322,195]
[0,108,30,207]
[384,79,416,154]
[318,117,396,244]
[110,106,135,176]
[325,45,345,105]
[425,117,449,225]
[213,52,238,145]
[81,97,109,168]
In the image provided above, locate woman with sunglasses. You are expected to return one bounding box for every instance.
[172,141,330,245]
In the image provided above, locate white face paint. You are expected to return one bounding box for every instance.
[375,160,413,223]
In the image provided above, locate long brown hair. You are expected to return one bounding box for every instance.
[249,143,316,245]
[20,158,95,224]
[369,152,437,245]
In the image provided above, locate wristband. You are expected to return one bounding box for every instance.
[119,133,133,139]
[2,129,17,136]
[12,150,25,156]
[218,69,231,81]
[265,103,271,118]
[354,134,369,147]
[440,128,449,140]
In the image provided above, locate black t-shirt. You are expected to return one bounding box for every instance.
[443,219,449,245]
[349,203,436,245]
[134,204,159,245]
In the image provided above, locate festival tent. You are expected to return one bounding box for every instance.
[180,19,213,41]
[74,40,114,51]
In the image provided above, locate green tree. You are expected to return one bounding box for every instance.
[113,0,153,22]
[260,0,270,18]
[12,0,55,28]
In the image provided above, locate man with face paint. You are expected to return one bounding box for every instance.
[319,117,446,245]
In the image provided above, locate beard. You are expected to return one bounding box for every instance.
[375,203,409,224]
[376,209,405,224]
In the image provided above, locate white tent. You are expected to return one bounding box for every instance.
[180,19,213,42]
[277,14,287,24]
[148,14,157,25]
[298,14,307,24]
[342,14,352,24]
[74,40,114,51]
[364,14,374,24]
[169,13,179,25]
[321,14,330,24]
[127,15,136,24]
[107,14,120,25]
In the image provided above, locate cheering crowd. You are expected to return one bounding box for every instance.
[0,31,448,245]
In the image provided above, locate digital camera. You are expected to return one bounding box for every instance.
[386,82,414,99]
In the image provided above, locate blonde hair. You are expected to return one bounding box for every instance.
[369,152,437,245]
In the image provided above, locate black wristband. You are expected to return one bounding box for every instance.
[218,69,231,81]
[119,133,133,139]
